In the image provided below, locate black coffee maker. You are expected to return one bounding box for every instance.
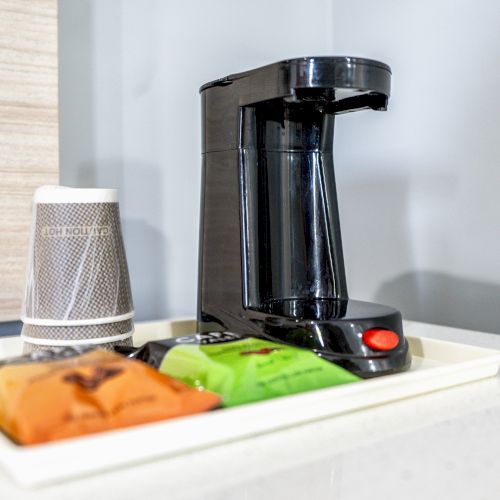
[198,57,411,377]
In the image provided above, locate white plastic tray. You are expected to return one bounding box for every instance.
[0,319,499,488]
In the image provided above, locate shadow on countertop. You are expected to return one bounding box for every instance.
[0,321,21,337]
[376,271,500,335]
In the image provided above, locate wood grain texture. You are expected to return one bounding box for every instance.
[0,0,58,321]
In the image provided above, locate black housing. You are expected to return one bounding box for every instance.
[198,57,411,377]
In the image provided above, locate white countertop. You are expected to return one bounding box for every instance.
[1,320,500,500]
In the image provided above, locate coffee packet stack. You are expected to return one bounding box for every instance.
[122,331,361,407]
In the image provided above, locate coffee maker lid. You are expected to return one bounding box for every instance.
[200,56,391,96]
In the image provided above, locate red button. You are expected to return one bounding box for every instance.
[362,329,400,351]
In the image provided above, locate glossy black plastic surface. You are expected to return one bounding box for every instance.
[198,57,411,378]
[241,98,347,309]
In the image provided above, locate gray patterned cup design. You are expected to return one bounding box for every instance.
[21,186,134,350]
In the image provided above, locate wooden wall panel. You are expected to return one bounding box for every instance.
[0,0,58,321]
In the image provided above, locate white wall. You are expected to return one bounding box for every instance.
[59,0,334,321]
[60,0,500,333]
[332,0,500,332]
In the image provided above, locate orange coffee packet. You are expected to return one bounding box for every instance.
[0,349,220,445]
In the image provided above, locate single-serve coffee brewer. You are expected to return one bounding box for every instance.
[198,57,411,377]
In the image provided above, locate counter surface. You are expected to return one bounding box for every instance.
[1,320,500,500]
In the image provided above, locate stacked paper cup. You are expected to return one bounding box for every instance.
[21,186,134,351]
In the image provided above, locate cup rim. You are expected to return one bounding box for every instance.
[21,311,135,326]
[34,185,118,204]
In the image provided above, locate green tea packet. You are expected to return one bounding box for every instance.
[122,332,360,407]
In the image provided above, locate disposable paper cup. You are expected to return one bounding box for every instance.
[21,186,134,350]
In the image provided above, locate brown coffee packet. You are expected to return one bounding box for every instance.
[0,349,220,445]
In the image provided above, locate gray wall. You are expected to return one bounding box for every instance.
[59,0,334,321]
[60,0,500,334]
[332,0,500,333]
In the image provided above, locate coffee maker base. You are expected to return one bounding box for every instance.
[199,299,411,378]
